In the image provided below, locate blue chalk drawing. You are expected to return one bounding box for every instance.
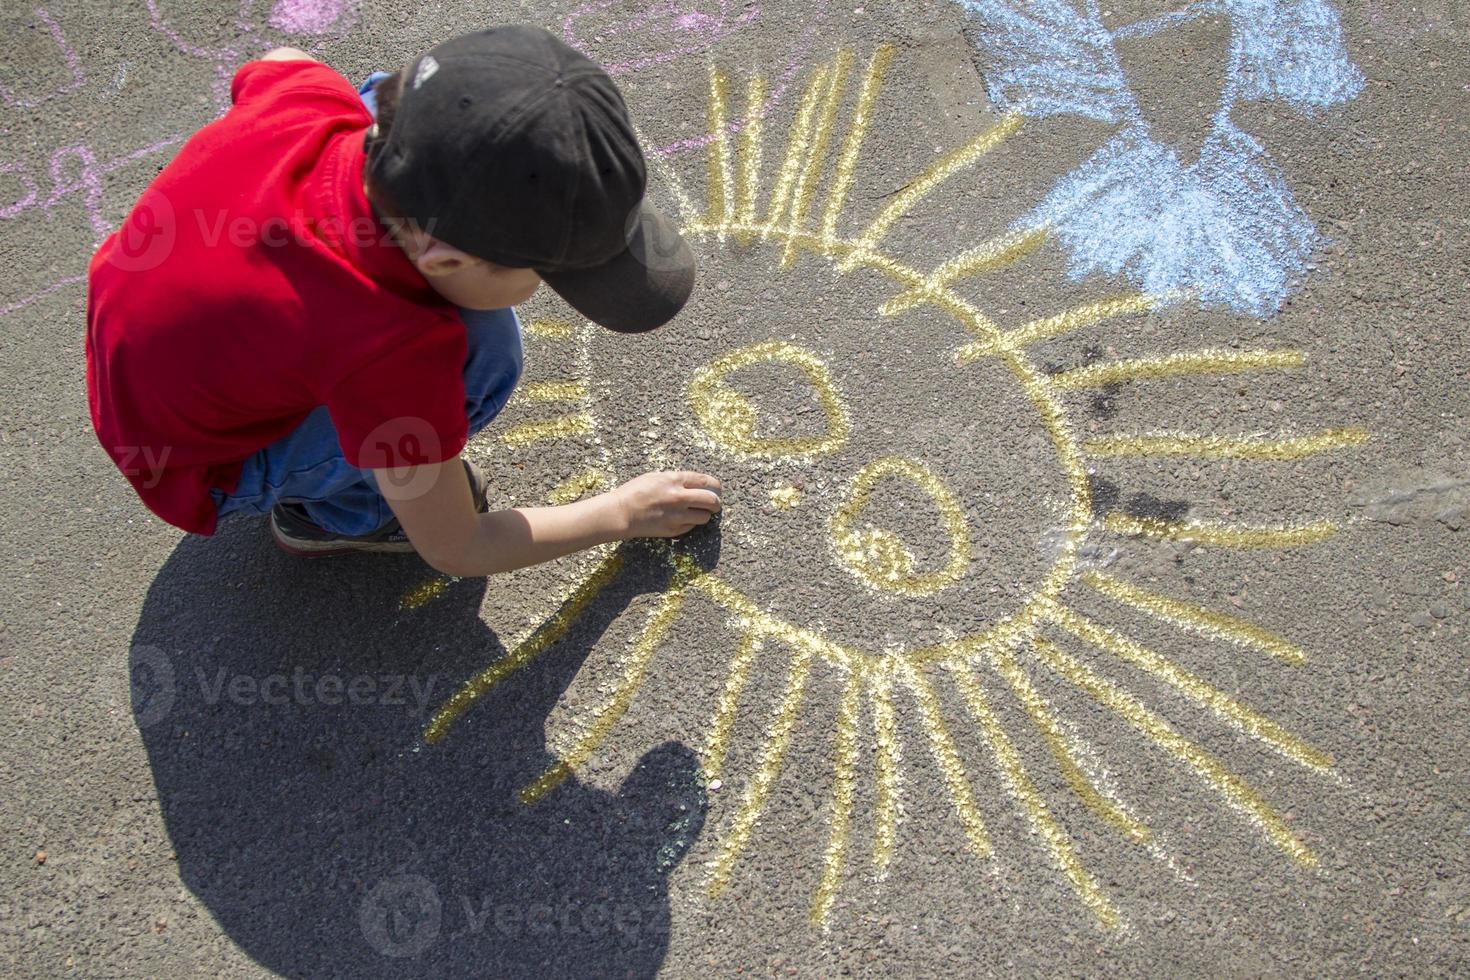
[955,0,1364,317]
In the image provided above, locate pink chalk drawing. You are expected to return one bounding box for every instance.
[268,0,358,35]
[0,162,39,220]
[563,0,759,75]
[561,0,833,158]
[0,274,85,320]
[39,138,184,241]
[0,6,191,320]
[146,0,359,112]
[1,137,181,320]
[0,8,85,109]
[0,138,183,239]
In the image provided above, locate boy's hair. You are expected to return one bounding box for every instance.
[363,72,404,220]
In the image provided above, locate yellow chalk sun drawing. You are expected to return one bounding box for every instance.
[418,46,1369,931]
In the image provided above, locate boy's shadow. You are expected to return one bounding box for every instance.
[129,523,716,979]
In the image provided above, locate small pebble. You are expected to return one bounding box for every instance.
[34,850,45,865]
[708,779,722,792]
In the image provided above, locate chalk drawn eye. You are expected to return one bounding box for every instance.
[829,457,971,597]
[686,341,849,459]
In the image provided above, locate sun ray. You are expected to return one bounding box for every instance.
[523,317,576,340]
[881,226,1049,315]
[895,662,992,859]
[520,563,696,804]
[546,467,614,505]
[1084,428,1370,460]
[986,644,1152,843]
[958,293,1161,361]
[1029,638,1316,866]
[676,553,859,671]
[706,65,733,238]
[423,548,624,744]
[812,666,865,927]
[677,220,1014,348]
[707,640,817,898]
[498,412,595,449]
[1083,571,1306,665]
[400,575,454,612]
[518,380,590,403]
[782,49,853,266]
[948,664,1121,929]
[1104,514,1340,548]
[840,112,1024,271]
[734,73,768,238]
[820,44,895,243]
[701,627,764,781]
[1046,603,1333,772]
[642,121,700,225]
[1051,349,1306,390]
[869,669,901,875]
[762,61,833,234]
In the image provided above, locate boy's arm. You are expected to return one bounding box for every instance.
[372,457,721,577]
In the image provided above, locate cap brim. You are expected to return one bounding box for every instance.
[539,200,696,334]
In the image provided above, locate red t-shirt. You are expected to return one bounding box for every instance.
[86,60,467,535]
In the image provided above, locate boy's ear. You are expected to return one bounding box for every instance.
[413,239,477,278]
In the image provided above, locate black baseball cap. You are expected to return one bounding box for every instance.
[366,26,696,333]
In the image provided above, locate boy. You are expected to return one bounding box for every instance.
[86,26,722,578]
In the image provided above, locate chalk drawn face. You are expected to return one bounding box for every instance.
[582,258,1066,634]
[441,43,1366,931]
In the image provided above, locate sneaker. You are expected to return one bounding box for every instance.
[268,459,491,557]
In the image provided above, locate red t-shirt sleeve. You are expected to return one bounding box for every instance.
[325,322,470,471]
[230,59,365,115]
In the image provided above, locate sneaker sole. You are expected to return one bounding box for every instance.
[269,513,417,557]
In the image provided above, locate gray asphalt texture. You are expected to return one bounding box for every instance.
[2,1,1469,976]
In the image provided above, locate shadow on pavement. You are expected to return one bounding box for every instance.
[128,520,707,979]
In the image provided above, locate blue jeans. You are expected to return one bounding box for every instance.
[212,71,523,536]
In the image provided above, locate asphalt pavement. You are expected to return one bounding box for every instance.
[1,1,1468,976]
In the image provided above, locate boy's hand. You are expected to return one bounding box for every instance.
[374,459,720,577]
[612,471,722,539]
